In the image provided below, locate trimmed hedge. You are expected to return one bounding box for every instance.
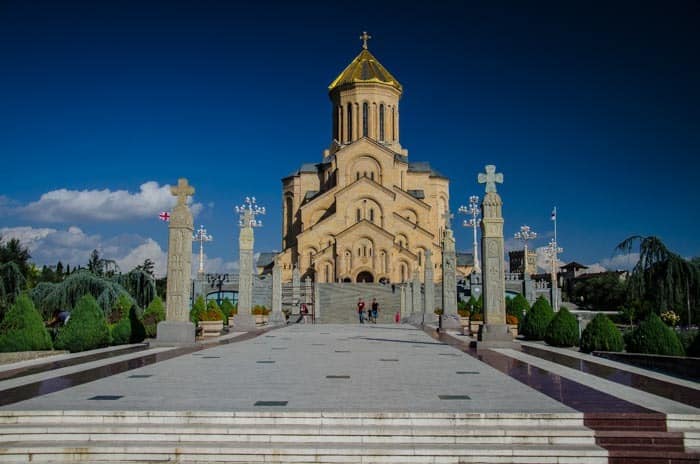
[54,295,110,353]
[143,296,165,338]
[0,294,53,352]
[190,295,206,324]
[110,318,131,345]
[580,313,624,353]
[625,313,684,356]
[129,305,145,343]
[545,307,579,347]
[520,296,554,340]
[507,294,530,319]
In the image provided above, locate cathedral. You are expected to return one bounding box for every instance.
[277,36,450,284]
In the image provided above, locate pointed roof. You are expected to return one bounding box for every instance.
[328,48,402,93]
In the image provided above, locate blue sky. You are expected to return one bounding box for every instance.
[1,0,699,276]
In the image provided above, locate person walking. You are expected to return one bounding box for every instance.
[370,298,379,324]
[357,298,366,324]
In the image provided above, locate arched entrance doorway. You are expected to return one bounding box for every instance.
[356,271,374,283]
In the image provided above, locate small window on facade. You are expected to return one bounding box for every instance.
[363,245,367,256]
[392,106,396,140]
[379,104,385,141]
[370,172,374,181]
[347,103,353,140]
[356,172,360,180]
[369,208,374,222]
[362,102,368,137]
[356,208,361,222]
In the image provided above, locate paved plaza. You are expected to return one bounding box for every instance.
[2,324,572,413]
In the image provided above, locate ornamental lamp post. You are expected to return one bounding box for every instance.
[193,225,213,275]
[458,195,481,274]
[514,225,537,276]
[235,196,265,228]
[543,238,564,312]
[207,273,228,306]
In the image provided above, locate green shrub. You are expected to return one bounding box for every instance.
[625,313,685,356]
[520,296,554,340]
[108,293,133,323]
[220,298,235,324]
[142,296,165,338]
[190,295,206,324]
[545,307,579,347]
[200,300,224,321]
[129,305,145,343]
[580,314,624,353]
[508,294,530,319]
[54,295,110,353]
[0,294,53,352]
[110,318,131,345]
[686,331,700,358]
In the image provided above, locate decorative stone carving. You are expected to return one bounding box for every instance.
[423,249,437,324]
[268,255,285,326]
[441,227,461,329]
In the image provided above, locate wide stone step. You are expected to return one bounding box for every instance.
[0,411,587,427]
[0,424,596,445]
[595,430,685,451]
[0,441,609,463]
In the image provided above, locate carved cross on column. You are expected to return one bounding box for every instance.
[171,178,195,206]
[477,165,503,193]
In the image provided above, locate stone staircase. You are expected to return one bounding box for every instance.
[585,413,700,463]
[0,410,608,463]
[316,283,401,324]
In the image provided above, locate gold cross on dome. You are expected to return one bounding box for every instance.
[360,31,372,49]
[171,178,195,206]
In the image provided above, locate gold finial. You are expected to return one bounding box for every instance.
[360,31,372,50]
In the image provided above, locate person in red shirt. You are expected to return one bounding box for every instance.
[357,298,366,324]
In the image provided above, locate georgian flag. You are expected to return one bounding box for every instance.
[551,207,557,221]
[159,211,171,222]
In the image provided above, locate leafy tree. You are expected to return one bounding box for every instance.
[545,306,579,347]
[55,261,64,278]
[31,269,130,319]
[0,294,53,352]
[580,314,624,353]
[54,295,110,352]
[0,236,32,279]
[87,249,119,277]
[220,298,235,324]
[573,273,627,310]
[135,258,155,276]
[520,296,554,340]
[142,296,165,338]
[115,269,155,309]
[0,262,26,319]
[625,313,685,356]
[616,236,700,325]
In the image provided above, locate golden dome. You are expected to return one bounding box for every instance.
[328,48,402,93]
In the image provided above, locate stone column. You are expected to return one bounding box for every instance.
[412,269,422,320]
[292,265,300,311]
[400,284,406,320]
[441,229,461,329]
[157,178,196,345]
[404,282,413,321]
[268,255,285,326]
[423,249,436,325]
[478,165,512,346]
[232,218,256,331]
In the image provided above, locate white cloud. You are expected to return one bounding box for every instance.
[116,238,168,278]
[192,253,239,275]
[0,226,57,248]
[599,253,639,271]
[18,181,203,222]
[535,246,565,273]
[582,263,608,274]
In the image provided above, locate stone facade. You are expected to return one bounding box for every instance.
[278,45,449,284]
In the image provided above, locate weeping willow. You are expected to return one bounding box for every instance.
[616,235,700,323]
[30,270,133,318]
[115,269,156,309]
